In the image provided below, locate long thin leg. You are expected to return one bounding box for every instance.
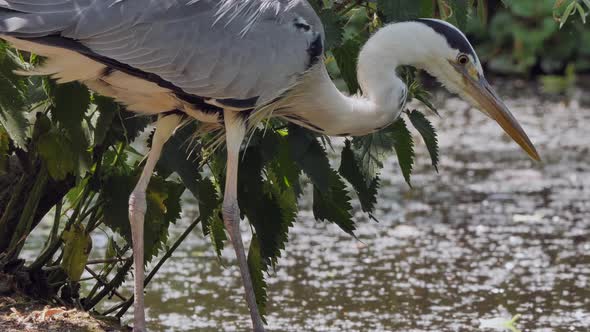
[223,111,266,332]
[129,114,181,332]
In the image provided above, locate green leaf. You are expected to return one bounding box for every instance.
[238,143,296,266]
[352,131,392,181]
[196,177,220,236]
[502,0,554,18]
[561,2,576,28]
[476,0,489,25]
[408,110,439,171]
[350,86,425,188]
[413,89,440,116]
[37,131,77,181]
[7,166,49,258]
[31,112,51,144]
[377,0,421,22]
[307,0,324,12]
[420,0,436,17]
[208,211,226,259]
[247,234,268,322]
[295,133,358,234]
[101,172,183,263]
[93,95,119,146]
[263,175,298,266]
[259,129,302,197]
[0,44,29,148]
[577,3,587,24]
[0,126,8,175]
[390,118,415,186]
[144,176,184,262]
[339,139,379,215]
[156,123,195,178]
[104,110,152,146]
[61,223,92,282]
[448,0,469,30]
[333,37,362,93]
[0,108,27,149]
[154,122,221,237]
[105,236,117,260]
[50,82,92,175]
[312,169,355,235]
[52,82,90,130]
[287,125,331,193]
[404,67,440,116]
[66,177,89,206]
[319,9,345,50]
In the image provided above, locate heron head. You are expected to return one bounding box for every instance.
[408,19,540,161]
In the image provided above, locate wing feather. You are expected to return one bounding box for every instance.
[61,0,323,103]
[1,0,324,106]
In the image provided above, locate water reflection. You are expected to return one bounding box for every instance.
[22,83,590,331]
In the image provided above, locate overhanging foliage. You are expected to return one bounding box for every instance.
[4,0,571,322]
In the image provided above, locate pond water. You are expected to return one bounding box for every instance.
[23,80,590,331]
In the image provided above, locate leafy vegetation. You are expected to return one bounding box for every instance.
[0,0,575,324]
[467,0,590,74]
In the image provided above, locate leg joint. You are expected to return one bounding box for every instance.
[222,200,240,223]
[129,191,147,216]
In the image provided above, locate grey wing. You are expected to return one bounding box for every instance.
[60,0,324,106]
[0,0,93,36]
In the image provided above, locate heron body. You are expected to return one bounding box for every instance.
[0,1,540,331]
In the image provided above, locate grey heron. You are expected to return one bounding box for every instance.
[0,0,540,331]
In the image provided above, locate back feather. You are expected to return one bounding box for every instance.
[0,0,93,37]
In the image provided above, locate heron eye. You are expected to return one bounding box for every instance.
[458,54,469,65]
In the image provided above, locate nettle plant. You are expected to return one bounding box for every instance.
[467,0,590,75]
[0,0,492,320]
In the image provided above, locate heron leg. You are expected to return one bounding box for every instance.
[223,111,266,332]
[129,114,181,332]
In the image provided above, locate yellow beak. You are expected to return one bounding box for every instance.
[456,66,541,161]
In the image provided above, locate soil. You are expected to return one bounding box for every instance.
[0,273,127,332]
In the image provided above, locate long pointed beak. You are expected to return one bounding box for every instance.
[461,72,541,161]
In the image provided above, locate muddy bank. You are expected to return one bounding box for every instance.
[0,272,125,332]
[0,295,126,332]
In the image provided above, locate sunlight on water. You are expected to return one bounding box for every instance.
[21,82,590,331]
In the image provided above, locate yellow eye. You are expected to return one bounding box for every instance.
[458,54,469,65]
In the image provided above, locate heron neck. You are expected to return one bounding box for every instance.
[278,23,435,136]
[311,22,432,136]
[356,22,436,123]
[275,64,400,136]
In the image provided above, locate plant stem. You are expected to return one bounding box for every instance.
[86,257,131,265]
[29,185,90,271]
[79,192,97,221]
[0,174,27,255]
[114,217,201,318]
[101,300,128,316]
[112,142,125,166]
[338,0,361,15]
[37,200,62,260]
[83,259,133,310]
[84,266,128,302]
[85,244,130,301]
[7,166,48,260]
[84,204,103,233]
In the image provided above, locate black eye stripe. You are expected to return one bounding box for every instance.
[294,22,310,31]
[413,19,478,63]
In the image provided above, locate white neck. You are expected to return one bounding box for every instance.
[277,21,451,136]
